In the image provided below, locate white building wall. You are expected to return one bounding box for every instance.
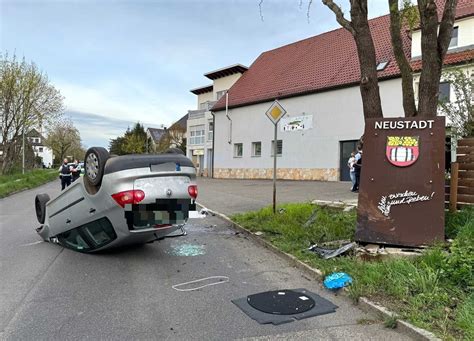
[197,91,214,107]
[213,78,404,180]
[34,146,54,167]
[411,16,474,57]
[213,73,243,94]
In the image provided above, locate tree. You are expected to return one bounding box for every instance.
[109,135,127,155]
[45,118,84,163]
[260,1,459,120]
[0,53,64,174]
[438,67,474,139]
[109,123,151,155]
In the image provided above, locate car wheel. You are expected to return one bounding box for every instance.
[84,147,109,187]
[35,193,50,224]
[165,148,185,155]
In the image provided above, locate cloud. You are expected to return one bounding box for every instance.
[65,110,163,149]
[56,80,193,128]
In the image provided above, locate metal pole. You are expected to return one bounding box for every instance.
[22,129,25,174]
[273,123,277,214]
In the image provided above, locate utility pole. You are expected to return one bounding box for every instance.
[22,129,25,174]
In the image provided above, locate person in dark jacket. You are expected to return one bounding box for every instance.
[59,158,72,190]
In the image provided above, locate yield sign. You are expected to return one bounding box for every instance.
[265,100,287,124]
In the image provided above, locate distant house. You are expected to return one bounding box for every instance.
[210,2,473,181]
[165,113,188,152]
[147,114,188,153]
[146,127,166,152]
[187,64,248,176]
[27,128,54,167]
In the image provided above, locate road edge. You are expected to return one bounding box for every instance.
[196,202,441,341]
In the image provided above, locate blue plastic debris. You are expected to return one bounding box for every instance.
[323,272,353,290]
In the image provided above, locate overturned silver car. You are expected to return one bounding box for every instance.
[35,147,197,253]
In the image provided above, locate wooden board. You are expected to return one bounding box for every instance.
[356,117,445,247]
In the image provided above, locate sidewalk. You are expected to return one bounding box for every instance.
[196,178,358,216]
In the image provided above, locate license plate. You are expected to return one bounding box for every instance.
[124,199,196,229]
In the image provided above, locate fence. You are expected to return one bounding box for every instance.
[448,138,474,211]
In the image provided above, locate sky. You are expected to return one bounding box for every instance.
[1,0,389,148]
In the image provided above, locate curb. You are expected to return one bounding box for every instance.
[196,202,441,341]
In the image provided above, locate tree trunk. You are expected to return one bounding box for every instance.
[388,0,417,117]
[322,0,383,120]
[417,0,458,117]
[350,0,383,118]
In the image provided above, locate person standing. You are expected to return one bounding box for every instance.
[59,158,72,190]
[352,147,363,192]
[71,159,81,182]
[347,152,356,191]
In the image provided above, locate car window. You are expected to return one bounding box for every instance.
[82,218,117,247]
[56,218,116,251]
[58,228,91,251]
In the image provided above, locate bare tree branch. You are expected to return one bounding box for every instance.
[438,0,458,59]
[322,0,355,35]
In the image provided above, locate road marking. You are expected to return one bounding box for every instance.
[172,276,230,292]
[20,241,44,247]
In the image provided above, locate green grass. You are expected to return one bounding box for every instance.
[232,204,474,340]
[0,169,58,198]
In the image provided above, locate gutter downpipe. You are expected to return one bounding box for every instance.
[211,111,215,178]
[225,92,232,144]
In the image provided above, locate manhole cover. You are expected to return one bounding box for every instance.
[247,289,315,315]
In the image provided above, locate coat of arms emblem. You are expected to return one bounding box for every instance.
[386,136,419,167]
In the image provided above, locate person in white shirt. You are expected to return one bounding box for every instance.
[347,152,356,191]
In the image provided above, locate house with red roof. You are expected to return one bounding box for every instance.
[210,2,473,182]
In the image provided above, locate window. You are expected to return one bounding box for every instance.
[376,61,389,71]
[38,147,43,152]
[471,74,474,103]
[216,90,227,100]
[189,125,205,145]
[252,142,261,157]
[208,122,214,141]
[439,82,450,102]
[271,140,283,156]
[449,27,458,48]
[82,218,117,246]
[234,143,243,157]
[57,217,117,252]
[199,102,208,110]
[57,228,91,251]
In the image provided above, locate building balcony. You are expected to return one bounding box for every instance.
[188,109,206,120]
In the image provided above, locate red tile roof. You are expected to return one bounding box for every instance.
[213,3,474,112]
[412,49,474,72]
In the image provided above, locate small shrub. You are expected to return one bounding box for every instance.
[384,315,398,329]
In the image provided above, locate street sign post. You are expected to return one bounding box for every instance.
[265,100,286,213]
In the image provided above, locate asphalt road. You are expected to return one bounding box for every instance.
[195,178,358,216]
[0,181,409,340]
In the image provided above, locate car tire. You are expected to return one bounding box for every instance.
[35,193,50,224]
[84,147,109,187]
[165,148,185,155]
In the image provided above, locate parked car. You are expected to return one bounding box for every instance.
[35,147,197,253]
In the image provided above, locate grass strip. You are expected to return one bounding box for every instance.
[0,169,58,198]
[232,204,474,340]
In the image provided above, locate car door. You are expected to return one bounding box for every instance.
[66,180,99,230]
[47,188,72,237]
